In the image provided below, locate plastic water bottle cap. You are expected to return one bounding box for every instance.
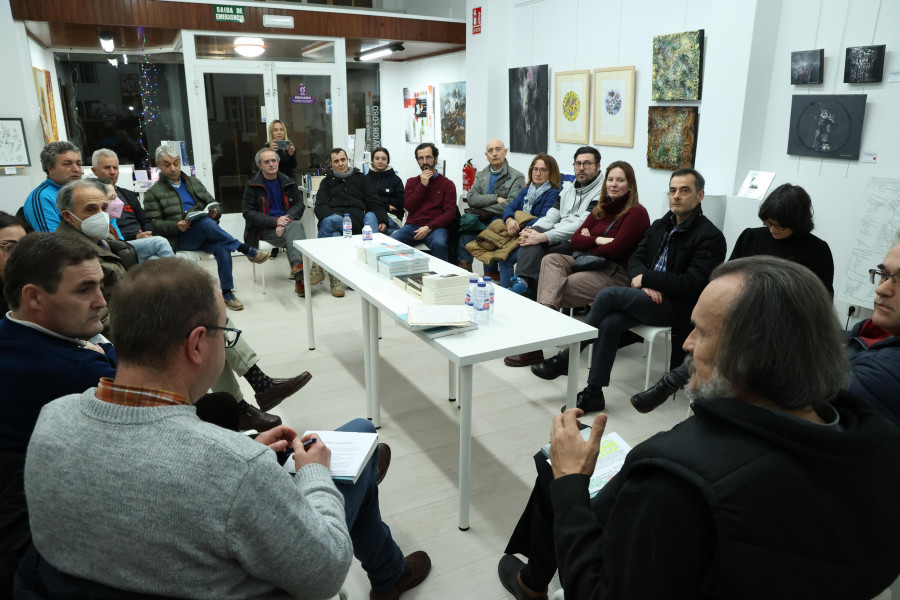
[483,277,492,282]
[469,278,478,283]
[477,282,486,287]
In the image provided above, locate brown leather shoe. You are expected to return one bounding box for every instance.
[255,371,313,412]
[375,443,391,485]
[485,270,500,282]
[237,400,282,432]
[290,263,303,281]
[369,551,431,600]
[294,279,305,297]
[504,349,544,367]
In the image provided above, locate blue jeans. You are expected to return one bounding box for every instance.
[458,233,475,264]
[497,247,520,287]
[335,418,405,590]
[390,224,449,261]
[584,287,673,388]
[129,236,174,263]
[317,214,346,238]
[178,217,242,290]
[364,212,399,236]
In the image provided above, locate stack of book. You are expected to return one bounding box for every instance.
[360,242,409,269]
[377,251,430,279]
[420,273,470,305]
[396,305,478,339]
[393,271,438,298]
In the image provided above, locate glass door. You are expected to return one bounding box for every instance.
[274,73,333,178]
[203,72,267,214]
[183,33,346,216]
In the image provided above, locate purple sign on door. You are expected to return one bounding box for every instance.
[290,84,316,104]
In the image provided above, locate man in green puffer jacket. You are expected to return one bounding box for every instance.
[143,145,270,311]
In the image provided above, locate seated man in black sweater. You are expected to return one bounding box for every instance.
[500,256,900,600]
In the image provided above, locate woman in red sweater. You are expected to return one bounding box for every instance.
[535,161,649,310]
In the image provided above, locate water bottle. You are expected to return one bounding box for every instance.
[465,277,478,311]
[473,282,491,325]
[362,223,373,244]
[482,276,495,314]
[342,213,352,240]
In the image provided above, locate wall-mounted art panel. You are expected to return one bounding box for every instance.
[647,106,698,170]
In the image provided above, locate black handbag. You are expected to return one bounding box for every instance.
[571,217,617,273]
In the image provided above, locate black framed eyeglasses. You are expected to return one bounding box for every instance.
[870,268,900,287]
[188,325,242,348]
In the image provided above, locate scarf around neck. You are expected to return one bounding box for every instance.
[523,181,551,214]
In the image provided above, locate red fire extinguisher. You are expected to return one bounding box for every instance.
[462,159,476,192]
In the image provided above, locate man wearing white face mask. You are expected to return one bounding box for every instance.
[54,180,137,328]
[92,178,174,263]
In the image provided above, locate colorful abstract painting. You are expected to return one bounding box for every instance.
[509,64,549,154]
[651,30,704,101]
[439,81,466,145]
[647,106,698,170]
[554,70,590,144]
[403,86,434,144]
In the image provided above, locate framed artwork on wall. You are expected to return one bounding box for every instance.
[439,81,466,146]
[0,118,31,167]
[592,66,635,147]
[509,64,549,154]
[844,45,885,83]
[791,49,824,84]
[647,106,698,170]
[651,29,704,101]
[787,94,867,160]
[553,70,590,144]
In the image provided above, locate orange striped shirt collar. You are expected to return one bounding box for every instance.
[95,378,188,407]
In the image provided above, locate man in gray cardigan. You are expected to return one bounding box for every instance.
[21,258,431,600]
[458,139,525,270]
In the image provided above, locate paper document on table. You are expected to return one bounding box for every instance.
[544,431,631,498]
[283,431,378,484]
[407,304,471,326]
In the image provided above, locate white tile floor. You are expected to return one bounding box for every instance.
[218,253,688,599]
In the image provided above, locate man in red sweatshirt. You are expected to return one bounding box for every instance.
[390,142,458,261]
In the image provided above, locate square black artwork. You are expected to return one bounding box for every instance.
[844,45,885,83]
[508,64,549,155]
[791,49,824,84]
[787,94,866,160]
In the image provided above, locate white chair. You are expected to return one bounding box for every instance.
[251,239,276,294]
[175,250,216,262]
[628,324,672,390]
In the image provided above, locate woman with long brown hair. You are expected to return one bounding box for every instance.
[267,120,297,177]
[535,160,649,311]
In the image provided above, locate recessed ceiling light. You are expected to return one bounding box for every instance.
[234,37,265,58]
[99,30,115,53]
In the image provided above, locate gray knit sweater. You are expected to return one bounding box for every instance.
[24,390,352,599]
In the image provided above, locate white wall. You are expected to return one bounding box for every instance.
[455,0,900,319]
[379,52,467,193]
[0,4,54,214]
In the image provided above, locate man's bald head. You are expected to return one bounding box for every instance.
[485,139,508,169]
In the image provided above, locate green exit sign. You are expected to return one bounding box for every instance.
[214,5,245,23]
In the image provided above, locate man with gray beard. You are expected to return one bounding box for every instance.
[499,256,900,599]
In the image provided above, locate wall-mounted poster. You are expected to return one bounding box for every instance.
[651,30,704,101]
[509,64,549,154]
[0,118,31,167]
[647,106,698,170]
[439,81,466,145]
[791,49,824,84]
[593,66,635,147]
[33,67,58,144]
[402,86,434,144]
[554,70,590,144]
[787,94,866,160]
[844,45,886,83]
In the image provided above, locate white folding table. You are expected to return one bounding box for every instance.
[295,234,597,529]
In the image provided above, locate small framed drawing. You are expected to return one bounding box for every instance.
[790,49,824,84]
[554,70,591,144]
[593,66,636,147]
[0,118,31,167]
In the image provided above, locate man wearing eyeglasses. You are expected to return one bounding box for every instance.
[847,238,900,425]
[510,146,604,299]
[391,142,458,262]
[19,257,431,599]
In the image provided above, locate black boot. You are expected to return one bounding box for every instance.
[561,385,605,413]
[531,349,569,380]
[630,364,690,414]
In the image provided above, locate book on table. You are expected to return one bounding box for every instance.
[282,430,379,484]
[393,271,437,291]
[406,304,471,327]
[377,252,430,278]
[363,242,410,268]
[396,312,478,337]
[542,430,632,498]
[185,202,221,221]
